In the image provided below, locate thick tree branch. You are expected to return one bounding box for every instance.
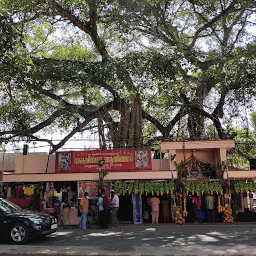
[142,110,167,136]
[49,0,91,34]
[181,93,228,139]
[50,101,114,153]
[0,110,64,137]
[188,0,238,50]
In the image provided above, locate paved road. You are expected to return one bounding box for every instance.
[1,223,256,256]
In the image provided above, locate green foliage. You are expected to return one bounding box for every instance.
[113,180,175,195]
[234,181,256,193]
[184,181,223,195]
[228,125,256,169]
[114,180,122,195]
[1,0,256,153]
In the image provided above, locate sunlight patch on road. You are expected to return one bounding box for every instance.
[226,248,239,253]
[213,250,225,255]
[142,237,153,241]
[206,231,230,240]
[88,231,123,237]
[197,234,219,242]
[207,232,223,236]
[80,235,89,240]
[48,231,73,237]
[125,232,134,235]
[171,237,186,246]
[187,236,196,239]
[144,228,156,232]
[39,249,58,254]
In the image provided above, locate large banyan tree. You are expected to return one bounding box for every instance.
[0,0,256,153]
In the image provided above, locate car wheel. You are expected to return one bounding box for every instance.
[10,225,29,244]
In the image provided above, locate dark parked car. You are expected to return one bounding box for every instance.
[0,198,58,244]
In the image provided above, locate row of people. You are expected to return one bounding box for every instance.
[144,193,229,224]
[79,190,119,230]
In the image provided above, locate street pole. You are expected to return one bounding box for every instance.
[171,159,174,181]
[170,154,176,181]
[0,143,6,198]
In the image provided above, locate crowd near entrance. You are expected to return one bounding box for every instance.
[1,178,256,229]
[117,192,231,224]
[113,179,256,225]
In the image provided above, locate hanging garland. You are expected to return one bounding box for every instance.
[183,193,188,217]
[144,182,151,195]
[154,182,161,196]
[114,180,122,195]
[113,180,229,196]
[234,181,256,193]
[223,206,234,223]
[122,182,128,195]
[200,181,210,194]
[183,181,223,195]
[148,182,155,195]
[165,181,174,194]
[133,181,139,194]
[113,180,175,195]
[159,182,165,195]
[138,182,145,194]
[217,195,223,213]
[127,182,133,195]
[175,207,185,225]
[184,182,191,194]
[190,182,196,195]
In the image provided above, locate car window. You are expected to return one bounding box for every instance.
[0,198,21,213]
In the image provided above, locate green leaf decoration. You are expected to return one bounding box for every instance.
[154,182,160,196]
[114,181,122,196]
[148,182,155,195]
[168,180,174,193]
[184,182,191,193]
[127,182,133,195]
[195,182,201,194]
[138,182,145,194]
[234,181,242,194]
[190,182,196,195]
[159,182,165,195]
[144,182,151,195]
[133,181,139,194]
[122,182,128,195]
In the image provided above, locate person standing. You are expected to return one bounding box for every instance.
[192,194,201,223]
[98,193,104,228]
[62,199,71,226]
[161,196,170,223]
[249,192,254,210]
[103,192,110,229]
[111,191,119,227]
[80,192,89,230]
[146,196,152,223]
[33,184,41,212]
[67,186,74,206]
[224,189,231,208]
[150,195,160,224]
[205,194,215,223]
[53,197,62,222]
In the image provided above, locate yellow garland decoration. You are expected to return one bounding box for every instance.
[183,198,188,217]
[217,195,222,213]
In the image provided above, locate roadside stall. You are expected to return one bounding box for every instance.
[42,181,80,226]
[78,181,111,227]
[7,183,43,210]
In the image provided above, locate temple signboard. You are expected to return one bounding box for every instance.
[55,148,152,173]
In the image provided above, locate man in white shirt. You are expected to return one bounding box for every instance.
[111,191,119,227]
